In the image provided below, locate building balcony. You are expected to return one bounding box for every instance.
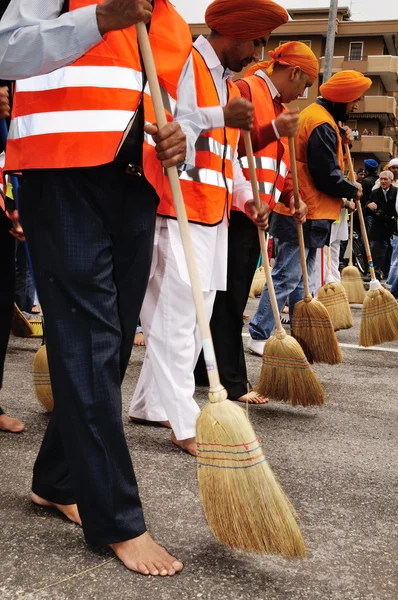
[351,136,394,162]
[319,55,398,91]
[349,96,398,124]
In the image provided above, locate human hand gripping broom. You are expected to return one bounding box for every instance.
[345,144,398,346]
[136,22,305,557]
[317,245,353,331]
[288,138,343,364]
[243,131,324,408]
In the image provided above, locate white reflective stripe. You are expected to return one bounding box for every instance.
[180,167,233,193]
[240,156,277,171]
[9,110,135,139]
[143,81,177,116]
[196,136,233,162]
[144,121,156,147]
[16,66,144,93]
[280,160,289,178]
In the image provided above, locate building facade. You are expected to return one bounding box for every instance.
[190,6,398,170]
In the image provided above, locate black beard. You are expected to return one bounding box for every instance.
[333,102,350,124]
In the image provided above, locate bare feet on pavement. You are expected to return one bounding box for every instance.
[133,332,145,346]
[31,492,82,525]
[171,431,197,456]
[237,390,269,404]
[0,413,25,433]
[129,417,171,428]
[110,532,183,576]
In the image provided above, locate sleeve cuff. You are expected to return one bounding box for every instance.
[271,119,281,140]
[75,5,104,54]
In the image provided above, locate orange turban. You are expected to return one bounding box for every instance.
[320,70,372,103]
[205,0,288,40]
[245,41,319,80]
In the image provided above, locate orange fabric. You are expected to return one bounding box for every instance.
[320,70,372,103]
[5,0,192,200]
[236,74,290,212]
[246,41,319,81]
[275,102,344,221]
[0,168,4,212]
[205,0,288,40]
[158,47,240,226]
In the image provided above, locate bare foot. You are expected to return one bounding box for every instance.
[129,417,171,429]
[133,332,145,346]
[110,531,183,576]
[31,492,82,526]
[237,391,269,405]
[31,304,41,314]
[0,413,25,433]
[171,432,197,456]
[243,312,250,320]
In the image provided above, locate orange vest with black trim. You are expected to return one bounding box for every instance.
[4,0,192,199]
[275,102,344,221]
[158,46,240,226]
[238,74,290,212]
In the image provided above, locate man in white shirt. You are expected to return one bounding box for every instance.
[129,0,289,455]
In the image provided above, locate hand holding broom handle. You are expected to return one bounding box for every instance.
[136,22,226,401]
[243,131,286,337]
[344,144,376,282]
[288,137,312,301]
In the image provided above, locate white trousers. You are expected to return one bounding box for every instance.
[129,224,216,440]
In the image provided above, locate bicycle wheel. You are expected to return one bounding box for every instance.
[353,237,368,274]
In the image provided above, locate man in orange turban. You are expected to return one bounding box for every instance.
[245,69,368,354]
[197,41,315,389]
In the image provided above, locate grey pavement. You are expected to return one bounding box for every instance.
[1,300,398,600]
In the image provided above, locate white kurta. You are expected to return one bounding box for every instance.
[129,36,252,439]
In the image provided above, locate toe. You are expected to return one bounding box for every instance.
[136,562,150,576]
[173,560,184,573]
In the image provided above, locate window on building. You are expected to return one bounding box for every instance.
[349,42,364,61]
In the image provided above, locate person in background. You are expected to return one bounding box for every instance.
[0,84,24,434]
[372,157,398,191]
[247,70,368,355]
[366,170,397,281]
[356,168,367,184]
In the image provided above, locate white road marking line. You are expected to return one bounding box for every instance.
[242,332,398,353]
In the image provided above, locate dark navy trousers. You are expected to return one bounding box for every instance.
[19,165,158,545]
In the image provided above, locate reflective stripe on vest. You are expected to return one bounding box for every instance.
[180,168,233,194]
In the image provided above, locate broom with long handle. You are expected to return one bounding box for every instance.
[341,211,366,303]
[345,145,398,346]
[289,138,343,364]
[243,132,325,407]
[318,245,353,331]
[136,22,305,557]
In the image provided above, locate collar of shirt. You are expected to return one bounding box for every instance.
[254,70,281,100]
[194,35,233,85]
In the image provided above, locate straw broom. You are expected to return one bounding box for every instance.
[345,145,398,346]
[249,265,266,298]
[243,132,325,407]
[318,246,353,331]
[136,23,305,557]
[341,212,366,303]
[289,139,343,364]
[12,303,34,337]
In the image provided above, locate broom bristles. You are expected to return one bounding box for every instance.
[197,400,306,558]
[292,298,343,364]
[341,266,366,304]
[249,266,266,298]
[360,285,398,347]
[318,282,353,331]
[256,333,325,407]
[11,303,34,337]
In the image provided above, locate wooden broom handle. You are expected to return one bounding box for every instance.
[136,22,224,395]
[348,211,354,267]
[243,131,285,335]
[327,245,332,280]
[344,144,376,281]
[288,137,312,299]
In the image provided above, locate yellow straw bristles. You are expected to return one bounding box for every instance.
[360,284,398,347]
[318,282,353,331]
[256,331,325,406]
[341,266,366,304]
[292,298,343,364]
[197,400,306,557]
[11,303,34,337]
[249,266,266,298]
[33,345,54,412]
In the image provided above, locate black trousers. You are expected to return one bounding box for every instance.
[19,165,158,545]
[0,207,15,389]
[195,211,260,399]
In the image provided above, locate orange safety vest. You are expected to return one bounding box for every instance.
[0,169,4,212]
[4,0,192,199]
[238,74,290,212]
[275,102,344,221]
[157,46,240,226]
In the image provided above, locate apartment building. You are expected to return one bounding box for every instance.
[190,6,398,170]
